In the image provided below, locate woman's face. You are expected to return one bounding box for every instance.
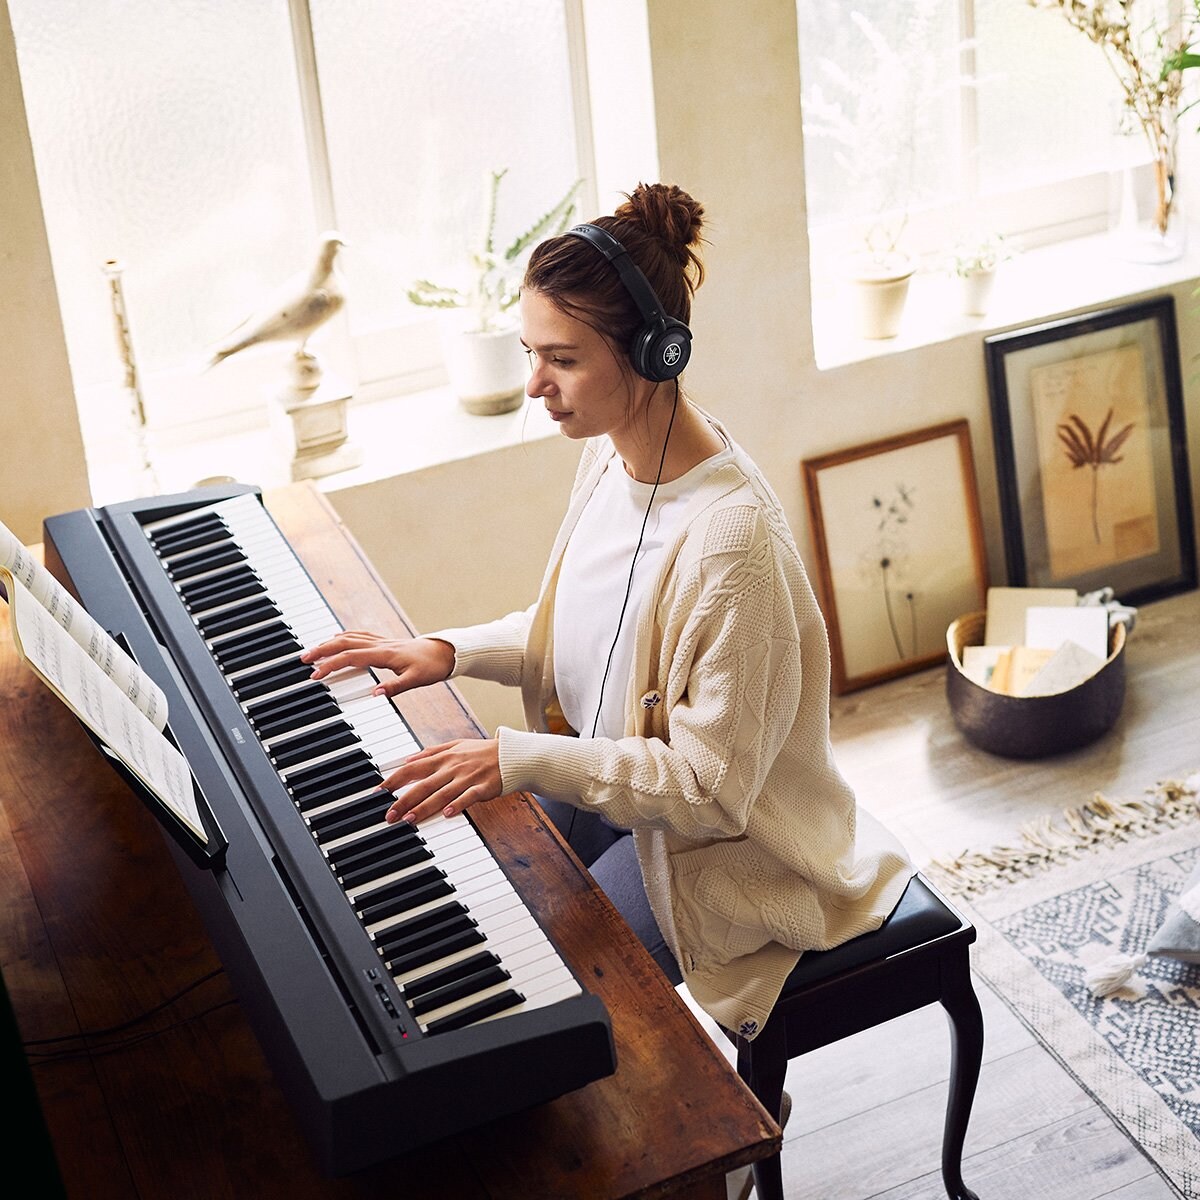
[520,288,645,442]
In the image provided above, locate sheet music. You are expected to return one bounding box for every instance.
[1,518,168,730]
[1,565,205,842]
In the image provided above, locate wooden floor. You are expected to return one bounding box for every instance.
[705,588,1200,1200]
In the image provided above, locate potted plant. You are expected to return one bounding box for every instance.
[948,233,1012,316]
[408,169,582,414]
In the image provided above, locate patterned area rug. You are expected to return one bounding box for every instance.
[928,774,1200,1200]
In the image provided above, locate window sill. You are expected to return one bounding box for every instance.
[811,228,1200,372]
[87,383,559,506]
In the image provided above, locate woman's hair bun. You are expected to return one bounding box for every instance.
[615,182,704,264]
[613,182,705,291]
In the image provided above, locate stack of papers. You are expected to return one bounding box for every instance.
[962,587,1110,697]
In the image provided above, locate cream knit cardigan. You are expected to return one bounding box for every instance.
[432,420,913,1038]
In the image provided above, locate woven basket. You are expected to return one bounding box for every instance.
[945,610,1127,759]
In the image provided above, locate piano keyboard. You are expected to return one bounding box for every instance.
[143,493,581,1035]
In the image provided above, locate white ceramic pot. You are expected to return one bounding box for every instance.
[439,317,528,415]
[845,254,914,339]
[958,269,996,317]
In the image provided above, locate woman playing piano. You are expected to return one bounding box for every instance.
[301,182,912,1043]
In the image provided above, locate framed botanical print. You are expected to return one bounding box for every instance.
[984,296,1196,606]
[802,419,989,694]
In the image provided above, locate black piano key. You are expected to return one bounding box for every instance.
[324,818,420,872]
[270,722,359,770]
[195,595,281,639]
[306,785,391,836]
[230,657,313,702]
[423,989,524,1035]
[376,909,475,961]
[284,745,374,788]
[215,627,303,675]
[385,926,487,976]
[294,768,384,814]
[182,569,265,613]
[286,753,376,801]
[245,679,334,720]
[154,524,235,560]
[210,617,292,654]
[178,561,257,602]
[400,949,501,1001]
[166,543,245,581]
[408,964,511,1018]
[337,840,431,890]
[149,513,228,554]
[371,901,469,956]
[356,870,453,926]
[309,799,392,844]
[249,692,342,740]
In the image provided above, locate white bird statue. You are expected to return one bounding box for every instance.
[207,231,346,390]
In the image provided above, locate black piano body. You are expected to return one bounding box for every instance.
[43,484,615,1176]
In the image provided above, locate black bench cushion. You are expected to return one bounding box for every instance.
[779,875,966,995]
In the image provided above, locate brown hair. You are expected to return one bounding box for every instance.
[522,182,706,361]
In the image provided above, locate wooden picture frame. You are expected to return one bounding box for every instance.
[984,296,1196,607]
[802,419,989,695]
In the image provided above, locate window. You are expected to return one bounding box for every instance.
[9,0,591,455]
[797,0,1129,274]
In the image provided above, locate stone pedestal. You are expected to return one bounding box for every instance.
[272,357,362,481]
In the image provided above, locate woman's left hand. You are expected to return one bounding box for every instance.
[383,738,502,825]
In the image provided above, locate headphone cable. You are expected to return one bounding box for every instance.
[589,380,679,739]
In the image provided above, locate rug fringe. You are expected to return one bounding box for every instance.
[926,772,1200,897]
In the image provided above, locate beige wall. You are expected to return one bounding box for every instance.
[0,0,90,543]
[3,0,1198,737]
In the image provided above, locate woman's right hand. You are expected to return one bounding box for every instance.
[300,631,455,698]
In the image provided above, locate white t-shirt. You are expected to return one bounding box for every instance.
[554,440,734,739]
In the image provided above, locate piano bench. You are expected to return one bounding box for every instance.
[729,873,983,1200]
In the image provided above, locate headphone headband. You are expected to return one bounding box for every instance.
[565,223,692,382]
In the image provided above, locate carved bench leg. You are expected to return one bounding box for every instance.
[940,956,984,1200]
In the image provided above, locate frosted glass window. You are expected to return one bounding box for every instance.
[974,0,1116,193]
[9,0,582,425]
[798,0,1121,236]
[9,0,315,396]
[310,0,580,337]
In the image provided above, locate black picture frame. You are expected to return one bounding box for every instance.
[984,296,1196,607]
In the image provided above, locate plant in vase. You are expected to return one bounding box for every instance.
[1028,0,1199,263]
[407,169,582,414]
[948,233,1013,316]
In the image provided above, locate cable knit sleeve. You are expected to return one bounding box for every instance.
[499,503,802,841]
[424,605,535,688]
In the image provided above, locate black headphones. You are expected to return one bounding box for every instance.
[565,223,692,382]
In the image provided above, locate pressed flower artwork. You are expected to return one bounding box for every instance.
[984,297,1195,607]
[1029,344,1159,579]
[803,421,988,694]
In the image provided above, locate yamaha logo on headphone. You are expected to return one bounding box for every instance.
[566,223,692,383]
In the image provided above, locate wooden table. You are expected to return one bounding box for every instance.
[0,483,777,1199]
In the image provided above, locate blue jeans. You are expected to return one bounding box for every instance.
[537,796,683,987]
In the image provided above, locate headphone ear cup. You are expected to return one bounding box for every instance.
[632,317,692,382]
